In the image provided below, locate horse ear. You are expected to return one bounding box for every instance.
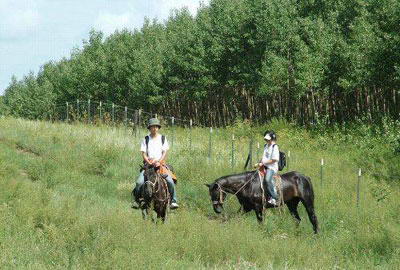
[205,183,211,188]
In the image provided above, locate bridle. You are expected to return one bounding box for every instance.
[212,171,258,206]
[144,167,169,203]
[212,183,228,205]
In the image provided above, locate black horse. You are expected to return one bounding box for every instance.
[206,170,319,233]
[138,164,170,222]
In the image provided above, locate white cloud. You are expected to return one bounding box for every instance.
[158,0,207,16]
[0,0,41,39]
[94,12,132,36]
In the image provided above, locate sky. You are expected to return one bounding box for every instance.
[0,0,209,95]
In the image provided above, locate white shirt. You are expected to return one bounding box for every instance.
[140,134,170,160]
[261,143,280,172]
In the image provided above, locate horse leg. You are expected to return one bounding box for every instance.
[300,198,319,234]
[286,198,301,226]
[141,206,147,220]
[255,205,264,224]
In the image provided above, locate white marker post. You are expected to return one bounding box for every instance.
[357,168,362,207]
[320,158,324,188]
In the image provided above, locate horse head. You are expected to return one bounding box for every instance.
[142,163,161,201]
[205,183,226,214]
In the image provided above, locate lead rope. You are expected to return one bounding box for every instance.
[274,175,284,215]
[258,171,266,213]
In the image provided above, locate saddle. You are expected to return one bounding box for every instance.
[257,166,283,205]
[141,160,177,183]
[158,161,177,183]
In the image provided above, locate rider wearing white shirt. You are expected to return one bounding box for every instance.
[256,130,280,206]
[132,118,179,209]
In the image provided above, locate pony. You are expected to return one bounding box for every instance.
[138,163,170,222]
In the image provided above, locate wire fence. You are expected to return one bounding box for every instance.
[51,99,195,130]
[48,99,365,208]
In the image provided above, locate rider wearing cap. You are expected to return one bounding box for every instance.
[132,118,179,209]
[255,130,280,206]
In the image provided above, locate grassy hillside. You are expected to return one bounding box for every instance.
[0,118,399,269]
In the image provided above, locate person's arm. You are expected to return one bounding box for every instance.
[141,151,153,164]
[140,138,152,164]
[159,150,167,163]
[260,145,278,166]
[159,137,169,163]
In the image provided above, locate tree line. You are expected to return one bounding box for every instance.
[2,0,400,126]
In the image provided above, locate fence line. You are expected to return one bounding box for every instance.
[46,98,366,208]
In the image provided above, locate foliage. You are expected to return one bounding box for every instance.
[3,0,400,125]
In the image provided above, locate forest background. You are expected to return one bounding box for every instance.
[1,0,399,127]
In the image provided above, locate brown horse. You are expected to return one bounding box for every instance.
[139,164,170,222]
[206,170,319,233]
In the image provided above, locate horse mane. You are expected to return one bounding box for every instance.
[214,170,256,183]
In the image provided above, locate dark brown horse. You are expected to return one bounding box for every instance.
[206,170,319,233]
[139,164,170,222]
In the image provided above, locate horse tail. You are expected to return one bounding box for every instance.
[299,175,319,234]
[305,176,314,199]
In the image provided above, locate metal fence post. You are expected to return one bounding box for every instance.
[138,109,142,138]
[87,99,91,123]
[248,137,254,169]
[77,99,80,121]
[357,168,361,207]
[99,101,102,122]
[66,101,69,122]
[112,103,115,124]
[189,119,193,150]
[124,106,128,126]
[208,127,213,161]
[320,158,324,188]
[171,117,175,147]
[231,134,235,168]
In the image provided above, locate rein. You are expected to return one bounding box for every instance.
[213,171,258,206]
[145,171,170,203]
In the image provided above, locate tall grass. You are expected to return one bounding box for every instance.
[0,117,399,269]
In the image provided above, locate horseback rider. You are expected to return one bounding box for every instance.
[132,118,179,209]
[255,130,280,206]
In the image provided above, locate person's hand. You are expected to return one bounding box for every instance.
[147,159,154,165]
[154,161,161,167]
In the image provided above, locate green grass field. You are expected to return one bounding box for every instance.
[0,117,399,269]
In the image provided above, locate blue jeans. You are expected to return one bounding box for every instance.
[135,171,177,203]
[264,169,278,200]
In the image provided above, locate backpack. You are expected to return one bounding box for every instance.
[272,144,286,171]
[145,135,165,155]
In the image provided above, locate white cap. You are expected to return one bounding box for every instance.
[264,134,271,140]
